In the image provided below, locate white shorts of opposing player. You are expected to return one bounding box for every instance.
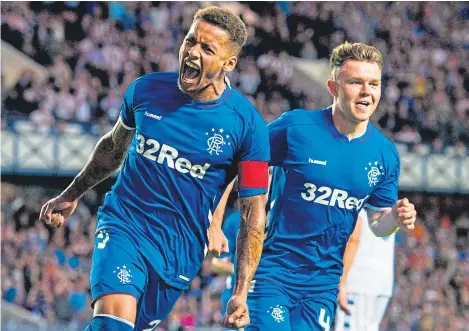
[334,294,390,331]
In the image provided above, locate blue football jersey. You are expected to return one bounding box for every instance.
[96,72,269,289]
[256,107,399,291]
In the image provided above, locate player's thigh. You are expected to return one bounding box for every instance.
[134,267,183,331]
[245,281,292,331]
[90,228,148,322]
[291,289,338,331]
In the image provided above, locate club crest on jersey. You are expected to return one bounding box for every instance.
[205,128,231,155]
[365,161,383,187]
[113,265,132,284]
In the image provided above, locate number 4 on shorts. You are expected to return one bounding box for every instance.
[318,308,330,331]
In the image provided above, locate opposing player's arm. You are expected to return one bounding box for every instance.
[60,118,134,200]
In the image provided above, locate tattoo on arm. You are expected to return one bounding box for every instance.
[61,121,134,200]
[234,194,267,298]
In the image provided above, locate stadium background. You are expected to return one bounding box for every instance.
[1,1,469,330]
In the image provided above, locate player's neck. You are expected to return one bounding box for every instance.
[189,80,227,102]
[331,104,368,140]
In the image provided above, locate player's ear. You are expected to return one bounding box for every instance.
[327,79,337,97]
[223,55,237,73]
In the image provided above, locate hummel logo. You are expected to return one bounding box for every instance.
[309,158,327,166]
[144,111,162,120]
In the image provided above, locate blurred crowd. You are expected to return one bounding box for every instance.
[2,182,469,330]
[2,2,469,152]
[381,193,469,331]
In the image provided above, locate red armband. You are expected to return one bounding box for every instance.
[238,161,269,189]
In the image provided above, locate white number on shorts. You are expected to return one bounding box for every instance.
[318,308,330,331]
[142,320,161,331]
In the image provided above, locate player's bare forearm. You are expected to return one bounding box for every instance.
[366,198,417,234]
[211,179,236,228]
[234,194,266,298]
[365,207,399,237]
[61,121,134,200]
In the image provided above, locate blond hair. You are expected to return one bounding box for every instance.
[330,42,383,80]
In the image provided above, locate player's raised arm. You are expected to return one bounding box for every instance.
[65,119,134,198]
[39,83,137,228]
[39,119,134,228]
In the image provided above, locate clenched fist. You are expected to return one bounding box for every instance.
[208,225,229,257]
[393,198,416,231]
[223,295,250,329]
[39,195,78,228]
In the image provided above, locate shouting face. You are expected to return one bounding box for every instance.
[178,20,237,101]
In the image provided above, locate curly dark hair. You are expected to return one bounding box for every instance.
[193,6,247,54]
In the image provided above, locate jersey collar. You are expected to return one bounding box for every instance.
[188,78,232,109]
[324,106,372,144]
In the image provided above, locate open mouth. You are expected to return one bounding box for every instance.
[181,62,201,84]
[355,101,371,109]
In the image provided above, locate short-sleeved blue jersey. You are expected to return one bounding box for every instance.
[96,72,269,289]
[256,107,399,291]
